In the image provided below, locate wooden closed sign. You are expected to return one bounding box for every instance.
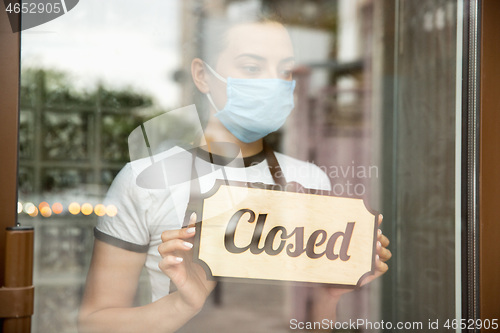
[194,181,378,286]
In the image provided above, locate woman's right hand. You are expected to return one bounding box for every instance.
[158,213,216,312]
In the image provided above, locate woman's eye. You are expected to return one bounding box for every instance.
[280,70,293,79]
[243,65,261,73]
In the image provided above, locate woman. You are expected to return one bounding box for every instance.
[78,17,391,333]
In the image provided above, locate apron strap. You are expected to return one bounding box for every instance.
[263,142,287,187]
[183,142,287,227]
[264,142,304,193]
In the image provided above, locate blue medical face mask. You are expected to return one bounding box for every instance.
[204,62,296,143]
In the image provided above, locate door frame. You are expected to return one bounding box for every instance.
[0,2,21,285]
[479,0,500,322]
[0,0,499,328]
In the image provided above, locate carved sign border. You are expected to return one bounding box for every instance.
[192,179,379,288]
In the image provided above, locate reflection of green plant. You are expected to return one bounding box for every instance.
[20,68,153,109]
[98,88,152,109]
[102,114,143,162]
[43,112,88,161]
[21,68,91,107]
[18,68,165,193]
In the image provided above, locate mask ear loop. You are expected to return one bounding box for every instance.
[203,62,227,83]
[206,93,220,113]
[203,62,227,113]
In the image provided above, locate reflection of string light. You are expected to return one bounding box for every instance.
[24,202,36,215]
[38,202,49,211]
[81,203,93,216]
[106,204,117,217]
[19,201,115,217]
[94,204,106,217]
[40,206,52,217]
[52,202,63,214]
[68,202,81,215]
[29,207,38,217]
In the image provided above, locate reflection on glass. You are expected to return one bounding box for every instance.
[18,0,461,332]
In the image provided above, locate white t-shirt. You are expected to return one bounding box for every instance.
[95,146,331,301]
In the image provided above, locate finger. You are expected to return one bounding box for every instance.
[158,255,185,273]
[378,214,383,226]
[188,212,197,225]
[375,255,389,274]
[378,233,390,247]
[183,212,197,230]
[359,254,390,287]
[376,245,392,262]
[161,225,196,243]
[158,239,194,258]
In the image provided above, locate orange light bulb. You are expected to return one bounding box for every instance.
[68,202,81,215]
[81,203,93,216]
[52,202,63,214]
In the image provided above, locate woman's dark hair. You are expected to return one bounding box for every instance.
[199,15,285,67]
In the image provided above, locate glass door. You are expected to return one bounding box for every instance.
[9,0,478,332]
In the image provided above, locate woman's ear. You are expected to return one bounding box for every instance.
[191,58,210,94]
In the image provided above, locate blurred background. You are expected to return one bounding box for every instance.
[18,0,460,332]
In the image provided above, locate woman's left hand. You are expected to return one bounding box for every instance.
[327,214,391,298]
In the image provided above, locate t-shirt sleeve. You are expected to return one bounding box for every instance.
[95,163,151,253]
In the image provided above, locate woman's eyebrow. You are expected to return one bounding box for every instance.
[279,57,296,65]
[234,53,265,61]
[234,54,296,64]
